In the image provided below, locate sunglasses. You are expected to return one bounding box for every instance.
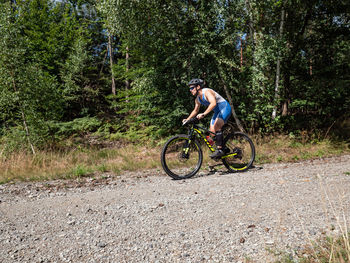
[189,86,196,91]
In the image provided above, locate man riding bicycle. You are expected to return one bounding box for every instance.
[183,78,232,158]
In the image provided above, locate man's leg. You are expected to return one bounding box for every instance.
[210,118,224,146]
[210,118,225,158]
[210,118,224,133]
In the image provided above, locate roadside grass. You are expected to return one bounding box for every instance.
[254,134,349,164]
[274,172,350,263]
[295,234,350,263]
[274,223,350,263]
[0,134,349,184]
[0,145,161,184]
[273,234,350,263]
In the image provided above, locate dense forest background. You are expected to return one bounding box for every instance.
[0,0,349,154]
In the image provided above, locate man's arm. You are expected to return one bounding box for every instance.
[184,99,201,122]
[197,90,216,119]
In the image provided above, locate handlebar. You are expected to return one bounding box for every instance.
[182,117,216,136]
[182,117,199,126]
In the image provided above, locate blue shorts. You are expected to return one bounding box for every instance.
[211,101,231,126]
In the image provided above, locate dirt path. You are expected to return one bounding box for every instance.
[1,155,350,262]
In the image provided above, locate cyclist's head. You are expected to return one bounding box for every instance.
[188,78,204,89]
[188,78,204,96]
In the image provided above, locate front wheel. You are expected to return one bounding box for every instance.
[161,135,203,180]
[222,132,255,172]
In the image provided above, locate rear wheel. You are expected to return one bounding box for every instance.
[161,135,203,179]
[222,132,255,172]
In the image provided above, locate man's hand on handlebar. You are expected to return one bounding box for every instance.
[196,113,205,120]
[182,117,200,126]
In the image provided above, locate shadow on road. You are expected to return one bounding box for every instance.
[187,164,263,180]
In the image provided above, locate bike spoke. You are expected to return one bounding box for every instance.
[161,136,202,179]
[222,132,255,172]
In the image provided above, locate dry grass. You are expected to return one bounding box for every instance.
[276,234,350,263]
[0,135,349,184]
[296,233,350,263]
[254,134,349,164]
[0,145,161,184]
[299,174,350,263]
[274,172,350,263]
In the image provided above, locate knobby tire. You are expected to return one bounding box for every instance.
[161,135,203,180]
[222,132,255,172]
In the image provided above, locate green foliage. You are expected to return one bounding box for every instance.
[69,164,93,178]
[61,34,90,100]
[0,126,28,154]
[52,117,102,137]
[0,0,112,152]
[1,0,350,150]
[0,2,63,152]
[18,0,80,76]
[99,0,247,134]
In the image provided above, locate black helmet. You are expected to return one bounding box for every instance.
[188,78,204,87]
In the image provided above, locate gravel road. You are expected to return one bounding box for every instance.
[1,155,350,262]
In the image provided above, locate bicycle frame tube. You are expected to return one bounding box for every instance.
[186,124,240,159]
[192,126,216,152]
[221,152,238,159]
[186,123,242,160]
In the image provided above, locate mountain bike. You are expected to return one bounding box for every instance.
[161,118,255,180]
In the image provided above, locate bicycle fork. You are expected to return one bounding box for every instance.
[181,137,192,159]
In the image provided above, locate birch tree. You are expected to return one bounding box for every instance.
[0,2,62,154]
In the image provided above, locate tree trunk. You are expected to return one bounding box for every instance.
[240,36,243,68]
[245,0,256,66]
[272,6,285,119]
[280,7,312,117]
[309,58,313,76]
[222,83,245,133]
[99,46,108,78]
[125,46,130,89]
[282,100,288,116]
[21,111,36,155]
[282,60,291,117]
[11,73,36,155]
[108,33,116,95]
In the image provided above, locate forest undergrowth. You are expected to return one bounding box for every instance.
[0,132,349,185]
